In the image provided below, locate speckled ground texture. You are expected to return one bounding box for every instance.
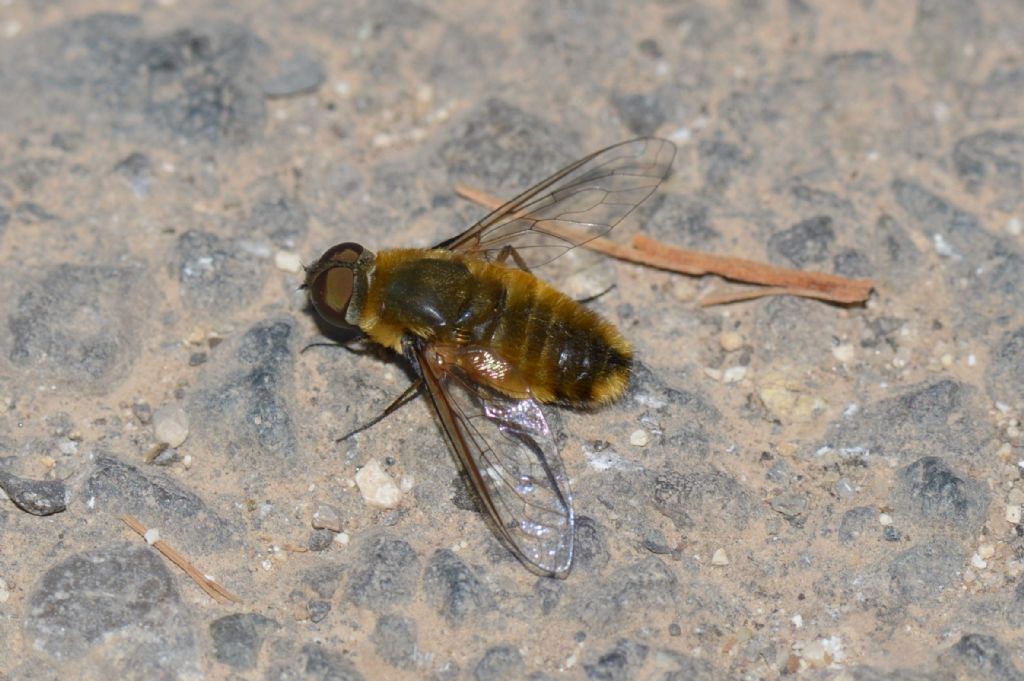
[1,1,1023,679]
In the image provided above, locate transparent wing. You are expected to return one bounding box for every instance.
[436,137,676,271]
[413,342,575,577]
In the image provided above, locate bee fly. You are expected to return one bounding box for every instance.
[304,138,676,577]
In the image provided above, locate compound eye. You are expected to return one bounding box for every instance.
[322,242,364,265]
[306,242,364,329]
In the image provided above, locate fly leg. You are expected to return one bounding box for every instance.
[494,244,533,273]
[335,379,423,442]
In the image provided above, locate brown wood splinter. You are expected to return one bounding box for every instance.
[453,183,874,306]
[120,514,241,604]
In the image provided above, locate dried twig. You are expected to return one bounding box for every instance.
[453,183,874,306]
[120,514,241,604]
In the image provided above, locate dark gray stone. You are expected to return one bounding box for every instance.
[346,536,420,610]
[209,613,278,669]
[628,362,720,459]
[574,557,677,632]
[245,178,309,246]
[188,319,297,463]
[659,652,725,681]
[307,599,331,623]
[533,577,562,615]
[114,151,153,198]
[5,265,142,394]
[265,642,364,681]
[987,326,1024,407]
[423,548,495,625]
[768,215,836,267]
[82,455,236,549]
[813,667,935,681]
[435,98,575,195]
[892,179,992,261]
[832,248,873,278]
[909,0,982,82]
[308,528,334,552]
[893,457,989,535]
[887,538,964,603]
[938,634,1024,681]
[23,544,199,676]
[966,61,1024,120]
[0,470,66,515]
[873,214,923,280]
[371,614,417,670]
[573,515,611,573]
[583,639,648,681]
[4,15,267,146]
[818,379,991,463]
[698,136,748,192]
[612,90,668,136]
[838,506,877,545]
[649,467,756,532]
[953,130,1024,199]
[262,52,325,98]
[473,645,523,681]
[176,230,265,316]
[634,193,721,249]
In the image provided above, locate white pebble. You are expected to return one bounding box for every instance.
[878,513,893,526]
[334,531,350,546]
[719,331,744,352]
[722,366,747,383]
[971,552,988,569]
[629,429,650,447]
[144,529,160,545]
[1007,216,1022,236]
[1006,505,1022,524]
[832,344,855,363]
[355,459,402,508]
[711,548,729,566]
[274,250,303,273]
[153,404,190,448]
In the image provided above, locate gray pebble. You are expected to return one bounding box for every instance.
[209,613,278,669]
[307,528,334,552]
[262,52,326,98]
[473,645,523,681]
[423,549,495,625]
[574,557,677,632]
[770,493,808,520]
[893,457,989,535]
[187,319,298,463]
[819,379,991,463]
[435,98,575,195]
[346,536,420,610]
[82,455,236,549]
[24,544,199,676]
[649,468,755,532]
[838,506,877,545]
[987,326,1024,407]
[5,265,142,393]
[371,614,417,670]
[0,470,67,515]
[887,538,964,603]
[938,633,1024,681]
[768,215,836,267]
[583,639,648,681]
[176,231,265,317]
